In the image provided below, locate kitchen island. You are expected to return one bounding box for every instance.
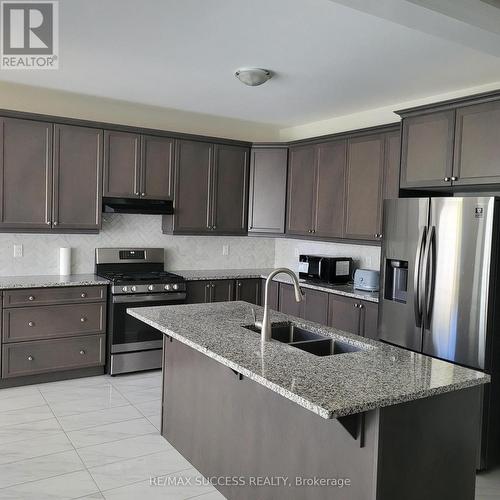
[128,301,489,500]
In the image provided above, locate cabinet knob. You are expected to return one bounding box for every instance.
[444,177,451,182]
[46,221,51,226]
[211,284,215,288]
[359,304,364,309]
[206,284,210,288]
[53,221,58,226]
[135,192,139,195]
[213,225,216,230]
[238,282,241,287]
[28,321,35,327]
[79,350,86,355]
[80,292,87,298]
[80,317,87,323]
[27,355,34,361]
[28,295,35,301]
[141,192,145,196]
[451,176,458,181]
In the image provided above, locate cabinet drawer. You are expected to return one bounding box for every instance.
[3,286,106,308]
[2,303,106,342]
[2,334,105,378]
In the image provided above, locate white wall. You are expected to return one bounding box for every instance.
[0,214,276,276]
[274,238,381,273]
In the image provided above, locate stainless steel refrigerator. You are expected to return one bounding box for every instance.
[379,196,500,470]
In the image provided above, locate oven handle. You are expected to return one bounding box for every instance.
[112,292,186,304]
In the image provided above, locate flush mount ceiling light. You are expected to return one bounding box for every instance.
[234,68,272,86]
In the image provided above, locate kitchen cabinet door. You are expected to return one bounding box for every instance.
[328,295,361,335]
[52,124,102,231]
[361,301,379,340]
[302,288,329,325]
[140,135,174,200]
[261,279,279,311]
[286,145,315,236]
[248,147,288,233]
[383,130,401,201]
[212,145,249,234]
[209,280,235,302]
[453,101,500,186]
[172,140,213,233]
[278,283,302,317]
[400,111,455,189]
[313,140,346,239]
[343,135,384,241]
[103,130,141,198]
[235,279,261,305]
[0,118,53,231]
[186,281,211,304]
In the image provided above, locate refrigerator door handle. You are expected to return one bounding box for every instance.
[413,226,427,328]
[423,226,436,327]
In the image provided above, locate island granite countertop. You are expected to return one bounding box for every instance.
[176,268,379,303]
[0,274,109,290]
[128,301,488,419]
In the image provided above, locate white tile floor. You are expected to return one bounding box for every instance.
[0,371,224,499]
[0,371,498,499]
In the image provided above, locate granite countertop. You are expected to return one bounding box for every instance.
[128,301,489,419]
[0,274,110,290]
[176,268,379,303]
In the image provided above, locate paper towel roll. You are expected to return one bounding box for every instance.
[59,248,71,275]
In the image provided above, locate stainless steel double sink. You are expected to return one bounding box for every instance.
[243,322,362,357]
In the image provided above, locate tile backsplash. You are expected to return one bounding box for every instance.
[274,238,381,273]
[0,214,275,276]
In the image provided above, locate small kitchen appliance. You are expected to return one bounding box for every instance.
[298,255,353,284]
[353,269,380,291]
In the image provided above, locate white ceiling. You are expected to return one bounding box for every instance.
[1,0,500,127]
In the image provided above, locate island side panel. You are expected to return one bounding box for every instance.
[162,337,379,500]
[376,385,481,500]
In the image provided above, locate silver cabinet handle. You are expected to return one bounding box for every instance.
[27,355,34,361]
[28,295,35,301]
[80,292,87,298]
[80,317,87,323]
[28,321,34,327]
[79,350,86,355]
[451,176,458,181]
[141,192,145,196]
[444,177,451,182]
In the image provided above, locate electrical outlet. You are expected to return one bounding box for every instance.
[222,244,229,256]
[13,244,23,258]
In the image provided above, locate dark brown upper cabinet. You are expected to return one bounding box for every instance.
[248,147,288,234]
[103,130,141,198]
[53,124,103,231]
[212,144,248,234]
[399,110,455,189]
[0,118,53,231]
[453,100,500,186]
[164,139,249,235]
[344,134,385,241]
[383,130,401,201]
[286,145,316,236]
[0,118,102,233]
[286,140,346,238]
[103,131,173,200]
[140,135,174,199]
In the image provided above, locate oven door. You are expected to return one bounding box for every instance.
[110,292,185,353]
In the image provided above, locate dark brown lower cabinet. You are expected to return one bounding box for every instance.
[260,279,279,311]
[235,279,261,305]
[328,294,379,337]
[278,284,329,325]
[0,286,107,382]
[186,279,235,304]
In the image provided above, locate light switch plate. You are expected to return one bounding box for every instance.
[13,244,23,258]
[222,244,229,256]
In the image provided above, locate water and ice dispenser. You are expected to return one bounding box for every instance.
[384,260,408,303]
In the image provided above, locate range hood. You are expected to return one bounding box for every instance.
[102,197,174,215]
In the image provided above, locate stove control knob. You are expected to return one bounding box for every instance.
[164,284,171,291]
[122,286,128,293]
[148,285,154,291]
[131,286,137,292]
[172,284,179,291]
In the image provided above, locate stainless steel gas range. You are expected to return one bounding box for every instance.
[95,248,186,375]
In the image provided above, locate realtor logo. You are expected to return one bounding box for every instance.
[1,1,58,69]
